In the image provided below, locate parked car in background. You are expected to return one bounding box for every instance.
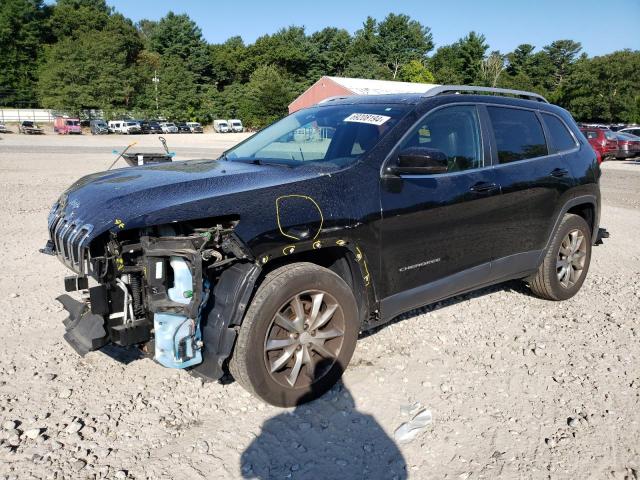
[186,122,203,133]
[620,126,640,137]
[160,122,178,134]
[580,127,618,161]
[614,132,640,159]
[54,117,82,135]
[0,123,10,133]
[228,119,244,132]
[90,120,109,135]
[131,120,151,134]
[147,121,163,134]
[176,122,191,133]
[108,120,141,135]
[19,121,44,134]
[213,119,230,133]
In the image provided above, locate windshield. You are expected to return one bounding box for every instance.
[65,120,79,126]
[24,121,34,127]
[225,104,409,167]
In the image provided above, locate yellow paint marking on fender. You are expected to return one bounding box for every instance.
[275,194,324,241]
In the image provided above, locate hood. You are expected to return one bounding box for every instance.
[53,158,328,241]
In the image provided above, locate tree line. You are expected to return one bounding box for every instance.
[1,0,639,127]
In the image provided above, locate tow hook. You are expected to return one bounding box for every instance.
[595,227,610,245]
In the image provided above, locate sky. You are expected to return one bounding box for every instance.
[103,0,640,56]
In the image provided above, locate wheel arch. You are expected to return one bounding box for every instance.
[258,246,372,328]
[566,202,595,235]
[545,195,599,254]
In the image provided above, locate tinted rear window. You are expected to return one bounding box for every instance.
[488,107,548,164]
[542,113,577,153]
[582,130,599,139]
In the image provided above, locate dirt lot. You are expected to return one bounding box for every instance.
[0,132,638,480]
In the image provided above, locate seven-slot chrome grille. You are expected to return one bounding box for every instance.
[48,207,94,274]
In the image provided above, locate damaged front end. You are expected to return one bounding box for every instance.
[46,214,257,380]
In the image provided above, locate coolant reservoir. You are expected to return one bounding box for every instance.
[154,256,203,369]
[167,257,192,304]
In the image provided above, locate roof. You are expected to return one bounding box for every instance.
[319,93,426,105]
[326,76,440,95]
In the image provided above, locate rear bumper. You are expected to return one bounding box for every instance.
[615,149,636,159]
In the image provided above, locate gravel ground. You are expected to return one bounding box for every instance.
[0,133,638,480]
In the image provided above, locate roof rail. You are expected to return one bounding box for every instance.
[425,85,549,103]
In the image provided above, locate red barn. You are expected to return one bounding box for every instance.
[289,76,439,113]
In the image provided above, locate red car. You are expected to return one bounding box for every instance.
[53,116,82,135]
[580,127,618,161]
[614,132,640,159]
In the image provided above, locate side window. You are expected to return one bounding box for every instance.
[399,105,483,172]
[542,113,578,153]
[488,106,548,164]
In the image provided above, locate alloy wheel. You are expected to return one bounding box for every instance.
[263,290,345,388]
[556,229,587,288]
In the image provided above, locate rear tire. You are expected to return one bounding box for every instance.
[230,262,359,407]
[528,214,592,300]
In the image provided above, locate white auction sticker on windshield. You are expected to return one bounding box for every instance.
[344,113,391,126]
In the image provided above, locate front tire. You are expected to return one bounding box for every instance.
[230,262,359,407]
[528,214,592,300]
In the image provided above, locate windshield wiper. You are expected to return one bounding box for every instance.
[231,157,294,167]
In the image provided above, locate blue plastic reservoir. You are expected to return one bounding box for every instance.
[154,256,204,369]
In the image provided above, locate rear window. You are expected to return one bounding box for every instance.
[487,107,548,164]
[582,130,599,139]
[542,113,577,153]
[604,130,617,140]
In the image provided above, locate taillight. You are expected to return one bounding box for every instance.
[595,150,602,163]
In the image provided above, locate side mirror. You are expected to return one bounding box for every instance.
[387,147,448,175]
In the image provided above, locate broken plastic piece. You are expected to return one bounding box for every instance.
[58,295,108,356]
[393,409,433,444]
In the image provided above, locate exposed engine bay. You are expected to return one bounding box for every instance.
[49,218,257,378]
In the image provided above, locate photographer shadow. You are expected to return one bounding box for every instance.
[240,360,407,480]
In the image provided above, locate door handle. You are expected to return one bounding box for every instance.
[550,168,569,178]
[470,182,499,193]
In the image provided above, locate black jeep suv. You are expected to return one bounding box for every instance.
[44,86,605,406]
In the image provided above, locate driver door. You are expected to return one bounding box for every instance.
[379,104,502,311]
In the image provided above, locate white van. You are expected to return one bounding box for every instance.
[213,120,230,133]
[108,120,141,135]
[228,119,244,133]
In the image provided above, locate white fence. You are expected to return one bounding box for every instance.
[0,108,55,123]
